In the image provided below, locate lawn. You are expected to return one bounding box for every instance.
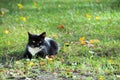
[0,0,120,80]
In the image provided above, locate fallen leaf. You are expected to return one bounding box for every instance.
[80,41,87,45]
[79,37,85,42]
[0,69,5,72]
[79,37,87,45]
[39,61,45,66]
[58,25,64,29]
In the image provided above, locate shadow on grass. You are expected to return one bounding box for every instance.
[0,51,24,64]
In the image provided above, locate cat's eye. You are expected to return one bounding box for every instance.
[32,41,35,43]
[39,41,42,43]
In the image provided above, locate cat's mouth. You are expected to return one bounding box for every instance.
[30,45,43,49]
[29,44,39,48]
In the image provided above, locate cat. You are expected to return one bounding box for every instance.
[23,32,59,60]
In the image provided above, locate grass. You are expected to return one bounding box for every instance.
[0,0,120,79]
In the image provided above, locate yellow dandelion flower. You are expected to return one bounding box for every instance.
[0,11,5,16]
[47,58,54,63]
[108,60,114,64]
[85,14,92,20]
[20,17,26,22]
[53,34,58,39]
[96,16,100,20]
[89,39,100,44]
[17,3,23,9]
[4,30,9,34]
[33,2,37,7]
[27,62,35,66]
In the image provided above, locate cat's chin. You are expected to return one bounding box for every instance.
[29,45,35,48]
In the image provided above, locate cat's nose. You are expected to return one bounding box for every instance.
[31,45,35,48]
[37,43,39,46]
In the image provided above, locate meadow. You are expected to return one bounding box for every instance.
[0,0,120,80]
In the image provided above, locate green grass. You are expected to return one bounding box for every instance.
[0,0,120,79]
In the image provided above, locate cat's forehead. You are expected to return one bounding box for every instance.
[29,35,43,40]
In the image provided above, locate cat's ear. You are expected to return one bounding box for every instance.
[40,32,46,38]
[28,32,32,37]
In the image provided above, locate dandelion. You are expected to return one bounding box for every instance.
[85,14,92,20]
[48,58,53,61]
[99,76,104,80]
[89,39,100,44]
[0,11,5,16]
[4,30,9,34]
[108,60,114,64]
[96,16,100,20]
[33,2,38,7]
[53,34,58,39]
[47,57,54,63]
[58,25,64,29]
[27,62,34,66]
[17,3,23,9]
[20,17,26,22]
[79,37,85,42]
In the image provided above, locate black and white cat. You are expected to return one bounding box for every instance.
[23,32,59,59]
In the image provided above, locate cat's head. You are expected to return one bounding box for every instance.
[27,32,46,48]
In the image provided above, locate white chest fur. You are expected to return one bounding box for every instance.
[28,46,42,56]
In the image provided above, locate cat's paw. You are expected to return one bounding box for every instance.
[26,58,31,61]
[45,55,55,59]
[45,55,49,59]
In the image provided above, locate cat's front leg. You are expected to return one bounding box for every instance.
[23,50,32,60]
